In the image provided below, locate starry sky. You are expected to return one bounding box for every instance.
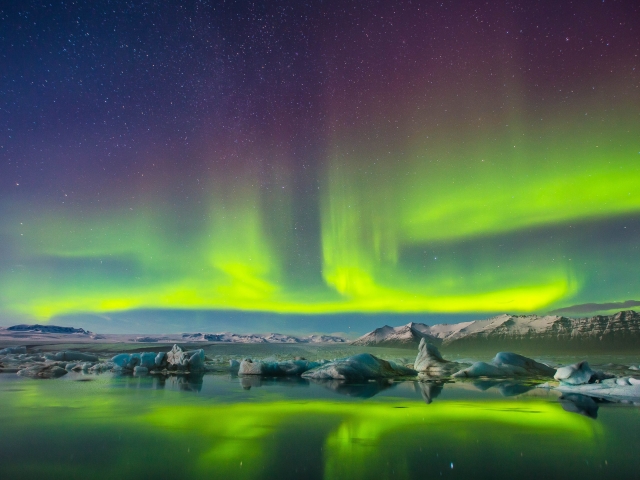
[1,1,639,334]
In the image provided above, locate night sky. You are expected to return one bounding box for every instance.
[1,1,639,334]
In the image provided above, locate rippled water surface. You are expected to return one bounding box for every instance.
[1,370,639,480]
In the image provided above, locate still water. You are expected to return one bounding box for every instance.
[0,371,638,480]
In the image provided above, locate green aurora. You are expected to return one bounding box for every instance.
[1,1,639,326]
[2,100,639,320]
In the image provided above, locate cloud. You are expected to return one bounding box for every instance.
[549,300,640,315]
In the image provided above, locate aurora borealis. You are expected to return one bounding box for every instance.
[1,1,639,331]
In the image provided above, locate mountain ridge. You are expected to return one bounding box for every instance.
[0,325,346,344]
[351,310,640,350]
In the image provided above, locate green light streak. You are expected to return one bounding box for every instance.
[148,398,600,480]
[0,101,638,318]
[0,380,603,480]
[318,103,640,312]
[400,119,640,243]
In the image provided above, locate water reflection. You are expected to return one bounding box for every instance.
[559,393,601,419]
[472,380,536,397]
[112,372,205,392]
[105,371,625,419]
[415,381,443,404]
[310,378,396,398]
[175,373,204,392]
[238,375,310,390]
[5,372,638,480]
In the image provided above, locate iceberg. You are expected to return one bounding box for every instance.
[414,339,467,376]
[453,352,555,378]
[17,364,68,379]
[553,361,612,385]
[44,351,99,362]
[110,345,205,372]
[0,346,27,355]
[301,353,416,381]
[556,377,640,401]
[238,358,322,376]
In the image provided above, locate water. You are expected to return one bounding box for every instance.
[1,370,639,479]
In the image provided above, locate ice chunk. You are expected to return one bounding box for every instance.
[556,380,640,401]
[452,361,507,378]
[44,351,99,362]
[301,353,416,381]
[414,339,466,376]
[554,361,597,385]
[239,358,325,376]
[0,346,27,355]
[139,352,157,369]
[89,362,114,373]
[17,364,68,379]
[187,349,205,371]
[127,353,141,369]
[155,352,167,367]
[239,359,264,375]
[491,352,555,376]
[167,345,189,367]
[111,354,131,368]
[453,352,555,378]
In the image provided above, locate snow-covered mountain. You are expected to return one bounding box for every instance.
[180,332,346,344]
[351,322,440,347]
[0,325,346,344]
[352,310,640,350]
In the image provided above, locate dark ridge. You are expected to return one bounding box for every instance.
[5,324,90,335]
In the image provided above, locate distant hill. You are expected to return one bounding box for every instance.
[5,324,92,335]
[351,322,442,348]
[351,310,640,351]
[181,332,346,344]
[0,324,346,344]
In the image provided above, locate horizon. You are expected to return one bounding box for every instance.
[2,308,638,338]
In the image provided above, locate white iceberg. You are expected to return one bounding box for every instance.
[414,339,467,376]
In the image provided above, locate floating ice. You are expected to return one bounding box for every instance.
[239,358,322,376]
[301,353,416,381]
[414,339,466,376]
[554,361,612,385]
[44,351,99,362]
[453,352,555,378]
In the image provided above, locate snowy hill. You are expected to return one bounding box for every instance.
[0,325,346,344]
[351,322,439,347]
[352,310,640,350]
[179,332,347,344]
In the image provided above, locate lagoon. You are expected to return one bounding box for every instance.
[1,364,639,480]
